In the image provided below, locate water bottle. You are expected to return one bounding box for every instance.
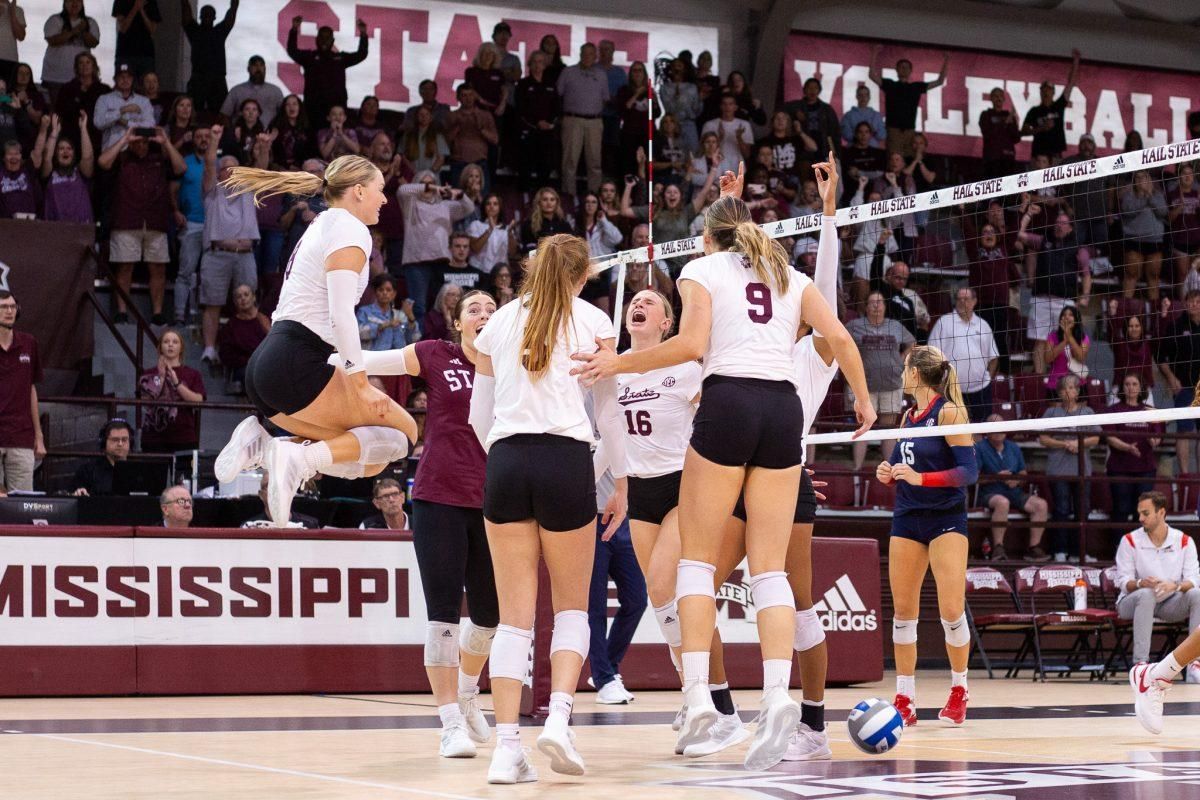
[1073,577,1087,611]
[981,539,992,561]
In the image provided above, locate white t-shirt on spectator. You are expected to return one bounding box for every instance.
[928,312,999,394]
[701,117,753,176]
[273,208,372,346]
[0,4,24,62]
[42,14,100,84]
[465,219,510,272]
[474,296,615,449]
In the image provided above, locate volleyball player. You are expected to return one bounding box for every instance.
[573,165,872,771]
[875,345,978,727]
[213,156,417,524]
[709,156,849,761]
[468,234,628,784]
[1131,627,1200,734]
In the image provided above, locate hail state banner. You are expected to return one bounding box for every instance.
[783,33,1200,160]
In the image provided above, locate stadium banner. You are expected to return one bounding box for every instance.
[0,220,95,370]
[17,0,718,113]
[783,33,1200,160]
[0,527,879,694]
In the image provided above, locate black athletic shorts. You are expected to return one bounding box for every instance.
[483,434,596,531]
[244,321,336,417]
[733,465,817,525]
[628,470,683,525]
[690,375,804,469]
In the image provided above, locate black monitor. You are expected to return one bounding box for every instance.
[0,496,79,525]
[112,460,170,497]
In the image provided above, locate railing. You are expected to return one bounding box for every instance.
[87,248,160,396]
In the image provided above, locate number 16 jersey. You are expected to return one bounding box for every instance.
[679,251,811,387]
[617,360,703,478]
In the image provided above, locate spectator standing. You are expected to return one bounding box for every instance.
[397,172,473,322]
[0,0,24,87]
[138,69,167,123]
[445,83,496,190]
[92,61,153,151]
[724,70,765,126]
[35,109,94,223]
[557,41,608,197]
[0,139,42,217]
[1038,374,1101,562]
[784,78,838,158]
[847,290,914,470]
[1169,163,1200,286]
[1120,170,1168,301]
[179,0,237,114]
[868,45,949,157]
[466,192,512,273]
[514,50,557,191]
[158,484,192,528]
[1020,211,1090,374]
[928,287,999,423]
[1044,305,1090,390]
[903,133,937,194]
[964,219,1016,354]
[613,61,650,177]
[1156,290,1200,473]
[872,151,918,257]
[276,157,326,266]
[464,42,506,124]
[842,120,886,178]
[221,55,284,127]
[359,478,410,530]
[52,51,106,148]
[1113,314,1156,402]
[220,97,264,165]
[758,109,814,186]
[357,273,416,351]
[659,58,700,156]
[538,33,565,86]
[841,84,885,147]
[317,105,359,161]
[162,94,194,148]
[267,94,313,170]
[490,263,514,307]
[353,95,384,145]
[974,421,1050,561]
[197,124,259,364]
[1106,373,1163,526]
[1062,133,1109,258]
[1115,492,1200,664]
[403,104,447,176]
[491,22,521,95]
[41,0,99,97]
[0,290,44,492]
[1021,49,1081,163]
[72,418,132,496]
[701,93,752,177]
[111,0,160,77]
[402,79,450,134]
[138,328,205,453]
[514,185,571,256]
[169,123,209,324]
[880,261,929,341]
[285,14,368,128]
[438,231,489,293]
[598,39,629,173]
[978,87,1021,178]
[216,283,268,393]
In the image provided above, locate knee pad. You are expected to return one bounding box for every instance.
[424,621,461,667]
[549,609,590,659]
[653,601,683,648]
[460,620,497,658]
[319,461,367,479]
[349,426,411,465]
[749,571,795,612]
[794,607,826,652]
[489,624,533,682]
[676,560,716,601]
[892,618,918,646]
[942,613,970,647]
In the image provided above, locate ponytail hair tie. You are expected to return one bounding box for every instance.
[321,177,328,190]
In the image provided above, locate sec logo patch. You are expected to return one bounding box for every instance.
[663,376,676,387]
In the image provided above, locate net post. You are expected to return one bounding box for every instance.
[1076,431,1088,563]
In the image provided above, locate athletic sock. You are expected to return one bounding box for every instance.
[896,674,916,701]
[459,670,482,696]
[301,440,333,472]
[709,682,735,716]
[682,651,710,691]
[496,722,521,751]
[548,691,574,726]
[801,699,826,732]
[762,659,791,692]
[438,703,464,728]
[951,670,968,689]
[1151,655,1184,682]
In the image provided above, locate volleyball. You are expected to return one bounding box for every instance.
[847,698,905,754]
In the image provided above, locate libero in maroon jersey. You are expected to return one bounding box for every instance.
[411,337,487,508]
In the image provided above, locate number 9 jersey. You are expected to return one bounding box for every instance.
[679,251,812,387]
[617,360,703,478]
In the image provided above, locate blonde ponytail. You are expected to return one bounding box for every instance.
[704,196,791,293]
[222,155,380,208]
[940,360,966,410]
[519,234,591,379]
[908,345,965,409]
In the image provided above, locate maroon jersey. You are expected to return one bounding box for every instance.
[412,339,486,508]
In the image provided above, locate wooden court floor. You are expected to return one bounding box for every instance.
[2,672,1198,799]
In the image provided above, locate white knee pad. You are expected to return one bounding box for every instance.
[942,613,971,647]
[549,609,590,659]
[676,560,716,601]
[320,462,367,479]
[424,621,461,667]
[749,571,795,612]
[892,618,918,646]
[653,601,683,648]
[460,620,497,658]
[349,425,411,465]
[489,624,533,682]
[794,607,826,652]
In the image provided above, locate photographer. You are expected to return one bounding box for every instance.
[398,171,474,324]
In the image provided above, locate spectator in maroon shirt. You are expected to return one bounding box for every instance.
[220,97,265,165]
[364,131,411,273]
[446,83,497,191]
[33,110,94,223]
[163,94,196,150]
[1112,314,1157,400]
[538,34,566,86]
[1170,163,1200,285]
[613,61,651,177]
[317,104,360,161]
[138,329,206,452]
[353,96,385,144]
[286,14,369,128]
[1105,372,1162,526]
[965,220,1017,356]
[0,139,43,218]
[0,290,45,492]
[515,50,558,191]
[464,43,506,119]
[979,87,1021,178]
[268,94,314,170]
[842,120,886,181]
[217,284,269,394]
[98,126,187,323]
[53,52,107,151]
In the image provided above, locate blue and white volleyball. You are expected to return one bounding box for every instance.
[846,698,904,754]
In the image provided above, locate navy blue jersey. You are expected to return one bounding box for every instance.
[892,395,966,515]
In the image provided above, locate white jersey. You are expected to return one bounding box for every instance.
[617,359,703,478]
[273,208,373,346]
[679,252,811,385]
[792,336,839,466]
[474,296,615,449]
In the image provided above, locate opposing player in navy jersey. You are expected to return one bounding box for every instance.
[876,345,979,726]
[574,162,872,771]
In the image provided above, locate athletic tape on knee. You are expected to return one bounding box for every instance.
[424,621,460,667]
[794,607,826,652]
[549,609,590,659]
[749,571,795,612]
[653,601,683,648]
[942,613,970,647]
[489,625,533,682]
[319,462,368,479]
[676,560,716,601]
[460,620,497,658]
[349,425,410,465]
[892,618,918,646]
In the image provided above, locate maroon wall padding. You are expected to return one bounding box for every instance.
[0,647,136,696]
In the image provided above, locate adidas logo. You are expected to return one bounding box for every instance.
[344,359,355,370]
[812,574,878,632]
[774,222,784,234]
[441,630,454,637]
[929,192,939,205]
[664,616,676,624]
[1113,155,1125,170]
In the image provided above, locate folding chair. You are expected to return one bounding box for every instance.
[965,566,1034,679]
[1014,566,1111,681]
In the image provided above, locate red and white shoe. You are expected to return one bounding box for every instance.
[938,686,968,726]
[1129,662,1170,735]
[892,694,917,727]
